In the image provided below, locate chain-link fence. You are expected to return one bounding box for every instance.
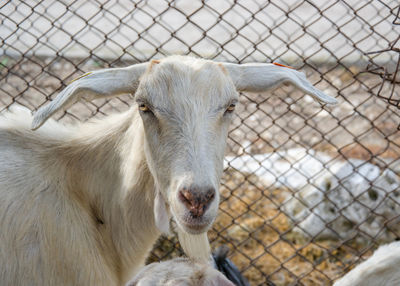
[1,1,400,285]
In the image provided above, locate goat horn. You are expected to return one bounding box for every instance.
[221,62,338,104]
[31,62,148,130]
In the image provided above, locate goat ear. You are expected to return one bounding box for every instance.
[154,189,171,235]
[222,62,337,104]
[31,63,148,130]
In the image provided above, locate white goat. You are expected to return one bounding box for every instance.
[334,241,400,286]
[126,258,235,286]
[0,55,336,286]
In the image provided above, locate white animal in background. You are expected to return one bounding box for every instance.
[126,258,234,286]
[334,241,400,286]
[0,55,336,286]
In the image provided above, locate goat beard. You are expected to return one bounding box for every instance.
[176,227,211,263]
[153,189,211,263]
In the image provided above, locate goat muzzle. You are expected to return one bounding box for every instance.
[179,187,215,218]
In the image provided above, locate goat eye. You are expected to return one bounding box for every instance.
[139,104,151,113]
[225,103,236,113]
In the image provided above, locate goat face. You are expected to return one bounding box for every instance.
[31,55,337,236]
[136,57,238,234]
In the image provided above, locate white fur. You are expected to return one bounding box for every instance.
[0,56,336,286]
[126,257,234,286]
[177,229,211,263]
[334,241,400,286]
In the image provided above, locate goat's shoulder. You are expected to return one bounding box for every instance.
[0,106,74,195]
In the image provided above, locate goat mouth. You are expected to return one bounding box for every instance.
[176,216,211,234]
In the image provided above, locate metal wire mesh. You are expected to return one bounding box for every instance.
[1,1,400,285]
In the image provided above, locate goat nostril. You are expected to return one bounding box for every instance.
[204,189,215,203]
[178,187,216,218]
[179,189,194,208]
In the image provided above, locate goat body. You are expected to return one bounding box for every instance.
[127,257,235,286]
[0,107,158,285]
[334,241,400,286]
[0,56,336,286]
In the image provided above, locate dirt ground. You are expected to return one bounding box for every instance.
[150,166,399,286]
